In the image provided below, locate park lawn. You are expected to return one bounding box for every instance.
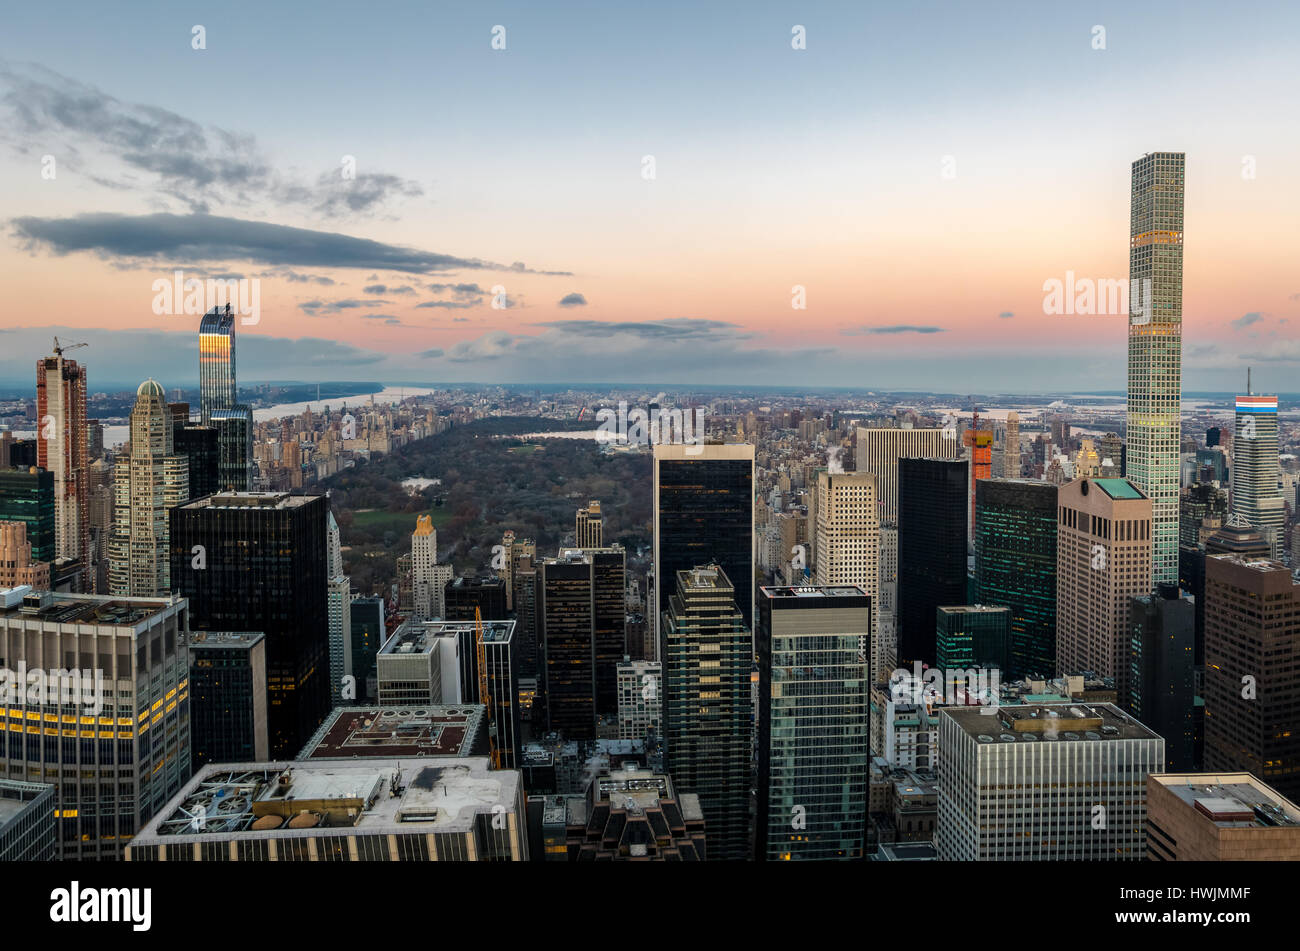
[349,507,453,534]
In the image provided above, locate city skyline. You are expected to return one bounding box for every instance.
[2,1,1299,391]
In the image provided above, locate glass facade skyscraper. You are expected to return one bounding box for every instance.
[199,306,253,490]
[1232,393,1285,556]
[974,478,1057,678]
[755,585,869,861]
[1126,151,1185,586]
[897,457,967,667]
[661,565,753,860]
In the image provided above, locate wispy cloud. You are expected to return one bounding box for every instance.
[842,324,946,335]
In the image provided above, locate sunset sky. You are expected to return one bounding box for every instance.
[1,0,1297,392]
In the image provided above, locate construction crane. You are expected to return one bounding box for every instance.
[52,337,87,358]
[475,606,501,769]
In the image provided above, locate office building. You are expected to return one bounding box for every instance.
[974,478,1057,678]
[935,604,1010,673]
[1126,151,1185,585]
[173,421,219,501]
[575,500,603,548]
[188,631,269,767]
[538,552,598,738]
[897,457,967,667]
[108,380,189,597]
[660,565,752,860]
[653,442,754,642]
[814,470,879,677]
[36,347,90,589]
[444,575,506,623]
[326,511,352,706]
[1232,391,1285,556]
[124,758,527,861]
[0,467,55,565]
[1203,554,1300,802]
[1056,478,1152,696]
[170,492,330,758]
[0,521,50,589]
[0,588,190,859]
[936,703,1164,860]
[616,659,662,741]
[1126,584,1195,771]
[349,596,385,704]
[1180,482,1228,548]
[0,779,57,861]
[561,767,706,860]
[855,427,959,525]
[376,620,467,707]
[1146,772,1300,861]
[755,585,870,860]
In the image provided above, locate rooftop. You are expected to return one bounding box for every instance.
[132,758,519,843]
[1092,478,1145,500]
[0,588,181,626]
[1152,773,1300,829]
[177,492,321,511]
[188,631,265,650]
[299,706,486,760]
[761,585,869,600]
[943,702,1160,743]
[380,619,515,654]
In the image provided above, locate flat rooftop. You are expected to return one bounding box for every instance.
[944,702,1160,743]
[1153,773,1300,829]
[761,585,869,600]
[299,706,485,759]
[178,492,321,510]
[132,758,519,843]
[1092,478,1146,500]
[380,619,515,654]
[189,631,265,650]
[0,588,180,626]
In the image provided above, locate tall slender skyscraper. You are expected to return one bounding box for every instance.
[661,565,753,860]
[653,442,754,641]
[855,427,959,525]
[410,514,452,621]
[1002,411,1020,478]
[575,500,603,548]
[36,346,90,588]
[1126,151,1185,586]
[108,380,189,596]
[1232,385,1285,557]
[199,306,253,490]
[814,471,879,677]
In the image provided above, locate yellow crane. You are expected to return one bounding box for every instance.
[475,607,501,769]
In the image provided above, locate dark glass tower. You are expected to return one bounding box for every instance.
[897,457,967,667]
[0,467,55,563]
[973,478,1057,678]
[539,552,597,738]
[661,565,753,860]
[1126,584,1194,771]
[174,421,219,501]
[653,443,754,643]
[349,596,386,703]
[445,575,508,622]
[188,631,268,767]
[170,492,330,757]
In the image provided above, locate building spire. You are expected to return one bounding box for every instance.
[1247,366,1251,396]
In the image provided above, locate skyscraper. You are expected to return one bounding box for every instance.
[575,500,603,548]
[108,380,189,597]
[1126,150,1185,586]
[974,478,1057,678]
[1126,584,1195,771]
[1002,411,1020,478]
[755,585,869,860]
[170,491,330,757]
[855,427,959,524]
[660,565,752,860]
[1232,389,1285,557]
[936,703,1164,861]
[538,551,598,738]
[0,467,55,566]
[326,511,353,706]
[653,442,754,638]
[410,515,452,621]
[36,346,90,589]
[199,306,252,490]
[188,630,269,767]
[897,457,967,668]
[814,470,879,677]
[0,589,191,859]
[1203,553,1300,802]
[1056,478,1152,694]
